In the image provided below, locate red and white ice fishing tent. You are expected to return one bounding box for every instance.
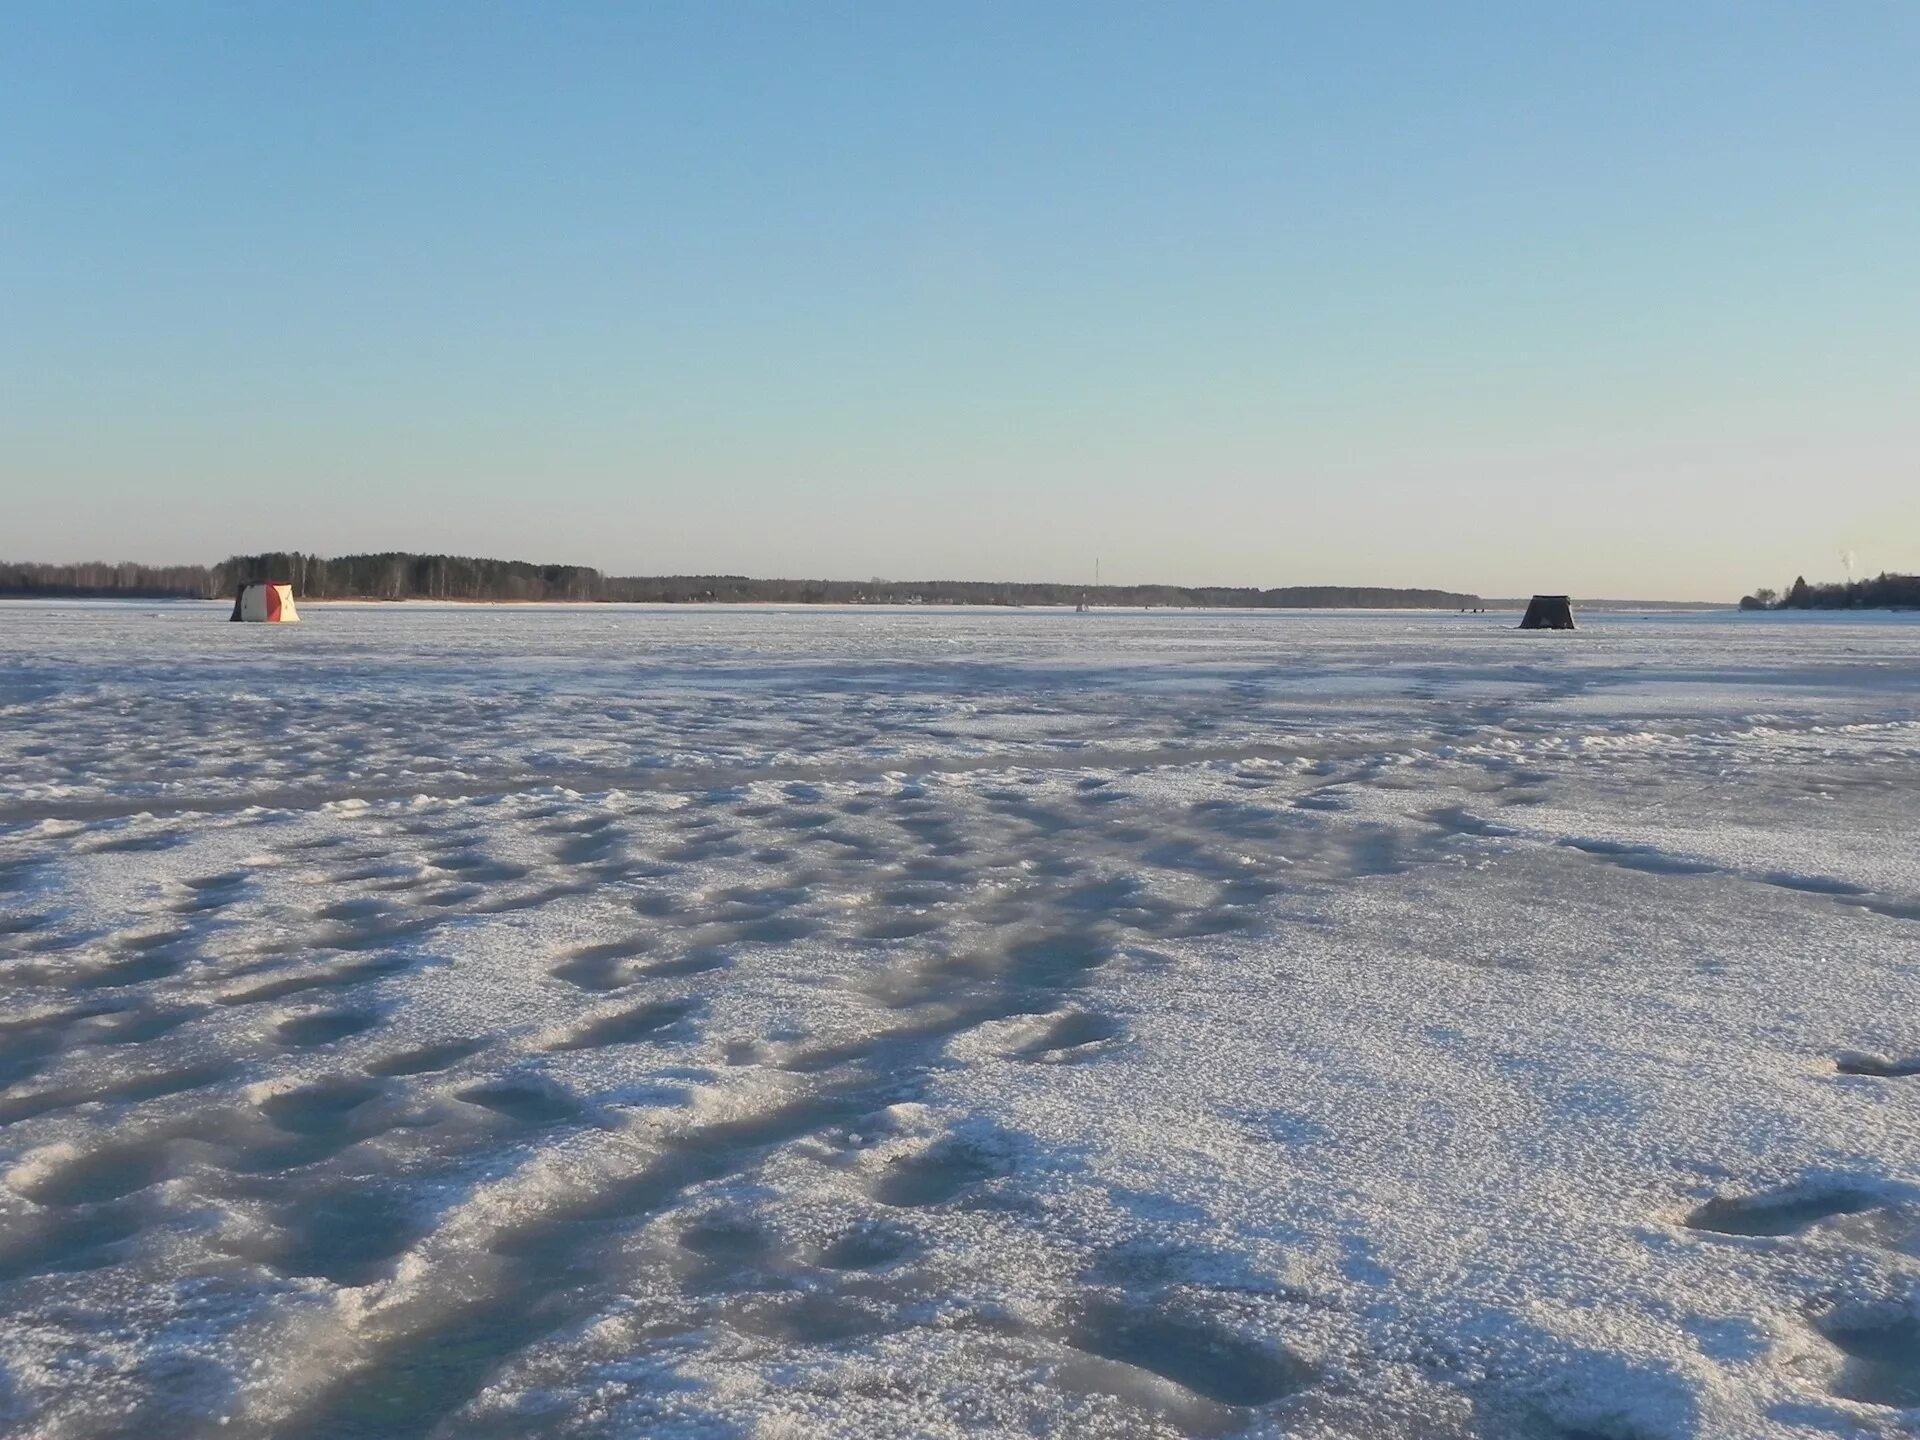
[229,581,301,623]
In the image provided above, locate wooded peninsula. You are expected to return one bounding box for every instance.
[1739,573,1919,611]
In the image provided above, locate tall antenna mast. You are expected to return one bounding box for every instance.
[1095,556,1101,587]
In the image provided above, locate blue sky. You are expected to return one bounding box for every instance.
[3,2,1914,598]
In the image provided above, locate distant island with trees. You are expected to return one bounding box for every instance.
[2,551,1485,610]
[1740,572,1919,611]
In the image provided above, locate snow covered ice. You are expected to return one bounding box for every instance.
[1,600,1916,1439]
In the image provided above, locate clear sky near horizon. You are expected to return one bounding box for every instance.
[2,3,1915,600]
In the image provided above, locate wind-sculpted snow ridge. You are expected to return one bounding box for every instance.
[0,602,1917,1439]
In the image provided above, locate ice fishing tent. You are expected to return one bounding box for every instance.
[230,582,300,623]
[1519,595,1574,630]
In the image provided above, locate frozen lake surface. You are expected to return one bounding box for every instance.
[1,602,1916,1439]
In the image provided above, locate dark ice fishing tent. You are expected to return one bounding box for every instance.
[1519,595,1574,630]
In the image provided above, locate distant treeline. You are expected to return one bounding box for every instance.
[2,552,1480,610]
[1739,573,1919,611]
[0,560,228,600]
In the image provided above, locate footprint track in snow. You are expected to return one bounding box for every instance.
[1821,1312,1920,1408]
[1684,1183,1897,1239]
[545,999,699,1051]
[256,1077,385,1135]
[816,1220,921,1271]
[548,937,653,990]
[454,1077,585,1126]
[1004,1009,1126,1062]
[871,1136,1008,1208]
[1065,1298,1312,1410]
[366,1037,488,1076]
[0,1203,144,1284]
[12,1135,175,1207]
[1835,1051,1920,1079]
[242,1183,423,1287]
[274,1008,381,1048]
[217,952,411,1007]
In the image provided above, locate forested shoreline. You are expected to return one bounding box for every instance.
[0,552,1480,609]
[1739,573,1919,611]
[35,552,1911,610]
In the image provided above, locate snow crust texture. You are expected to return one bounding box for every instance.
[1,601,1916,1440]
